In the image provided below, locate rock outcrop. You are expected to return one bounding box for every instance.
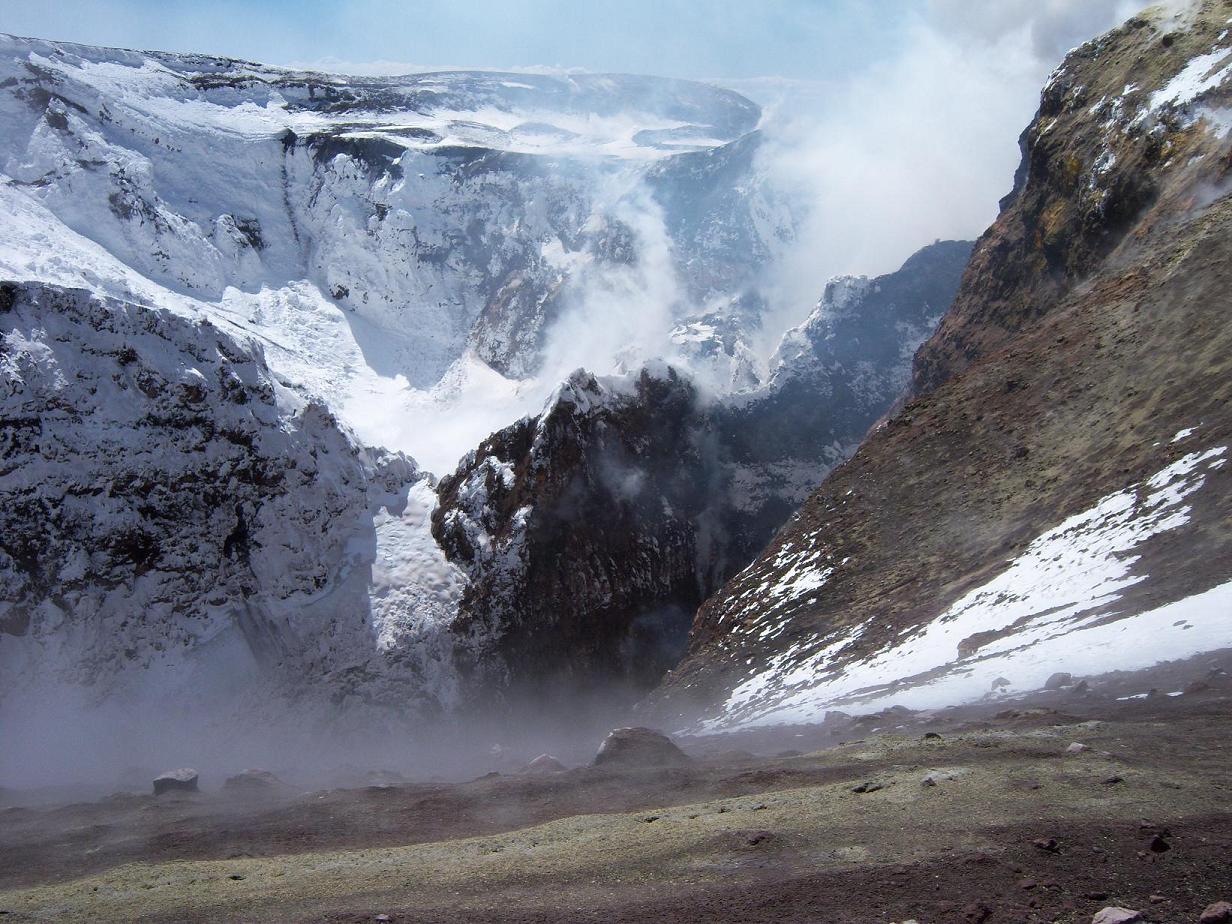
[592,727,691,769]
[152,768,198,795]
[434,237,971,706]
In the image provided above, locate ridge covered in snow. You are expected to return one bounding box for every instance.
[0,32,794,475]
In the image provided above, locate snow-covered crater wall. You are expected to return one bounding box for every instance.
[0,281,462,731]
[0,33,787,413]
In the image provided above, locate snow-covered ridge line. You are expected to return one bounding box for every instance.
[704,441,1232,730]
[0,29,796,474]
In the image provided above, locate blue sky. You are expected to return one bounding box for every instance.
[0,0,919,80]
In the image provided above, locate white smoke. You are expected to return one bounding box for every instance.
[741,0,1141,337]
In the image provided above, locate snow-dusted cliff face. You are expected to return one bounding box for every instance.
[653,1,1232,731]
[0,33,793,474]
[0,281,464,753]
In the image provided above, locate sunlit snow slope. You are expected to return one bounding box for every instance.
[0,33,792,474]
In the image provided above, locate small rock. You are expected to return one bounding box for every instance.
[1019,878,1038,890]
[1091,908,1141,924]
[592,727,691,769]
[1102,775,1125,785]
[1066,742,1089,755]
[1148,894,1167,904]
[991,676,1011,689]
[1032,837,1061,854]
[1148,833,1170,853]
[1200,901,1232,923]
[228,874,246,881]
[1045,671,1073,690]
[922,775,938,787]
[375,916,392,923]
[745,830,774,846]
[851,781,884,794]
[152,768,198,795]
[223,769,287,794]
[522,754,567,774]
[922,731,942,740]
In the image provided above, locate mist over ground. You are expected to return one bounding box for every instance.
[0,1,1149,792]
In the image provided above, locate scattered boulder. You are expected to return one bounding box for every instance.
[922,732,943,740]
[522,754,567,774]
[1032,837,1061,854]
[1092,909,1141,924]
[1200,901,1232,923]
[1045,672,1074,690]
[1148,833,1170,853]
[222,769,287,795]
[152,768,199,795]
[592,727,691,769]
[851,780,884,794]
[1065,742,1089,755]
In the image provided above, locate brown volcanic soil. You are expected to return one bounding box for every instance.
[652,1,1232,719]
[0,660,1230,923]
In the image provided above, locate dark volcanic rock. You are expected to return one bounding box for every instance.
[592,727,691,769]
[434,242,970,703]
[153,768,199,795]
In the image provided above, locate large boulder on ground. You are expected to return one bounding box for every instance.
[1200,901,1232,923]
[593,727,691,769]
[522,754,568,775]
[152,768,199,795]
[1092,908,1140,924]
[222,769,288,795]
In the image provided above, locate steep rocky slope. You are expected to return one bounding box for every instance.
[433,242,970,702]
[653,1,1232,729]
[0,281,463,726]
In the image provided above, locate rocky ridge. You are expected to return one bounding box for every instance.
[652,1,1232,729]
[433,242,971,702]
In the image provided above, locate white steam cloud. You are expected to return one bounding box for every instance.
[369,0,1144,477]
[742,0,1141,334]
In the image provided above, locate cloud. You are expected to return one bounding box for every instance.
[928,0,1141,60]
[745,0,1139,338]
